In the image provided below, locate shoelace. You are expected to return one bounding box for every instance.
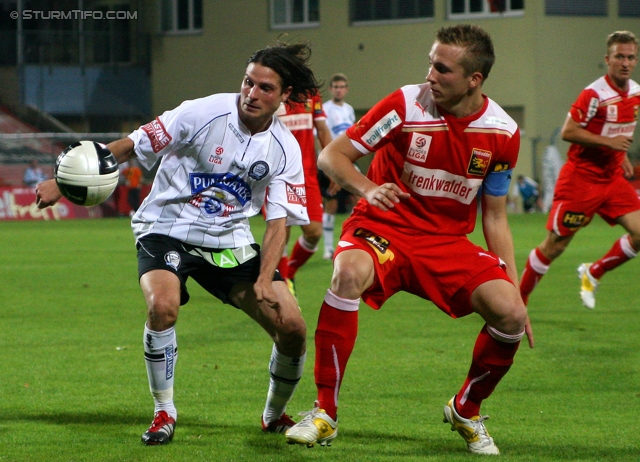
[297,407,320,423]
[470,416,493,445]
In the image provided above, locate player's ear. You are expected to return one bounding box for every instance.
[468,71,484,90]
[281,86,293,102]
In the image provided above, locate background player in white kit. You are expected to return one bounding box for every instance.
[319,73,356,259]
[35,41,320,444]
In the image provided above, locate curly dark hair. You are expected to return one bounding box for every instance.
[247,40,321,106]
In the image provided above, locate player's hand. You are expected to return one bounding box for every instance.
[365,183,410,211]
[608,135,633,152]
[525,316,534,348]
[621,156,634,179]
[254,279,279,308]
[327,179,341,196]
[35,179,63,209]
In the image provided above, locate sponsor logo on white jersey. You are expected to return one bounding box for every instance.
[142,118,173,153]
[362,110,401,147]
[279,112,313,131]
[401,162,481,204]
[407,133,431,162]
[602,121,636,137]
[286,183,307,206]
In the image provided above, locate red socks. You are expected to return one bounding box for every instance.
[287,236,317,279]
[455,325,522,418]
[314,295,359,420]
[590,235,637,280]
[519,248,551,305]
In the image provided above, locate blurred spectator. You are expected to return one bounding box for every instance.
[23,159,47,188]
[541,128,564,213]
[122,158,143,215]
[516,175,540,213]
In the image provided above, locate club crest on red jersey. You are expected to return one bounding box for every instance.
[467,148,492,176]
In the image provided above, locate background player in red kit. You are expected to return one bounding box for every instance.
[519,31,640,310]
[285,24,532,455]
[276,93,332,291]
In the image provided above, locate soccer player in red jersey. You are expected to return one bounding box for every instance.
[285,24,533,455]
[519,31,640,310]
[276,93,332,292]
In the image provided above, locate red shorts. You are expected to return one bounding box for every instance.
[336,217,512,318]
[304,172,323,222]
[547,170,640,236]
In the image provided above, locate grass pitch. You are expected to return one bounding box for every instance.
[1,213,638,461]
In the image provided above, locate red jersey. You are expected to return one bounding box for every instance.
[345,84,520,236]
[276,94,326,177]
[566,74,640,180]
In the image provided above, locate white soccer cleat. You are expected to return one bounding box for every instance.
[322,249,334,260]
[443,397,500,455]
[577,263,599,310]
[285,406,338,447]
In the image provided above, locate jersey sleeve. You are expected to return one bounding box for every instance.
[129,99,198,170]
[484,128,520,197]
[264,136,310,226]
[345,89,405,155]
[312,94,327,121]
[569,88,599,127]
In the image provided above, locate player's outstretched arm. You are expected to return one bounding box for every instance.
[35,179,62,209]
[36,136,136,209]
[318,134,410,211]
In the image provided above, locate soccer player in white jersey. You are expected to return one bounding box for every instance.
[319,73,356,259]
[35,42,320,445]
[520,31,640,310]
[285,25,533,455]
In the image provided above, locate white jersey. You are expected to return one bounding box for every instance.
[323,99,356,139]
[129,93,309,248]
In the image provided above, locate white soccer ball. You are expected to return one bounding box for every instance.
[54,140,119,207]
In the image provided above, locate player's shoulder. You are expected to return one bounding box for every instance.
[583,76,619,101]
[323,99,334,107]
[474,98,519,135]
[170,93,236,120]
[628,79,640,98]
[271,116,300,144]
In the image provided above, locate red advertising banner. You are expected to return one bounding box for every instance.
[0,186,104,221]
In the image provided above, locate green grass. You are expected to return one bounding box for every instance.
[1,214,639,461]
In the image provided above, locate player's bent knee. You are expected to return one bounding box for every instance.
[331,264,372,297]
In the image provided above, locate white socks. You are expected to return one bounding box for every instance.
[144,325,178,420]
[262,345,306,424]
[322,212,335,254]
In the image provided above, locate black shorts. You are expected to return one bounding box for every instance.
[136,234,282,307]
